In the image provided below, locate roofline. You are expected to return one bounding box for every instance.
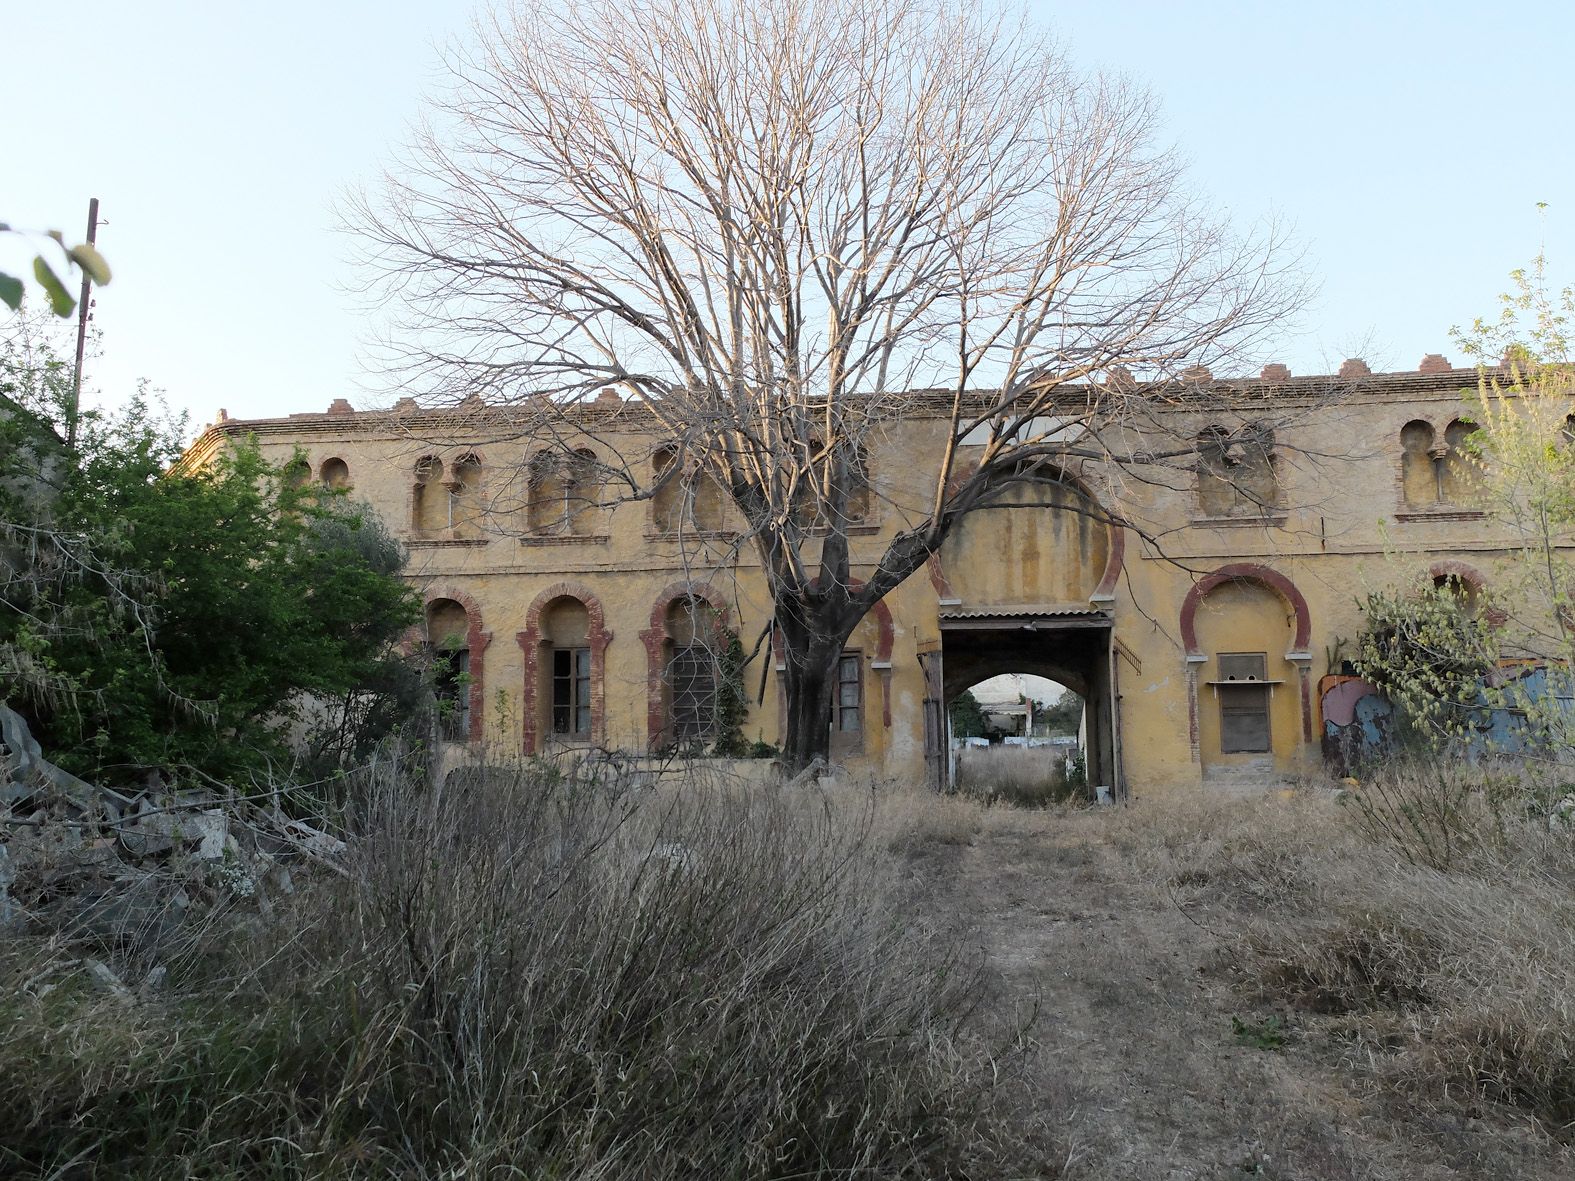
[187,364,1529,448]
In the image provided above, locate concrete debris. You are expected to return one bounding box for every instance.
[1,702,347,949]
[84,957,134,1004]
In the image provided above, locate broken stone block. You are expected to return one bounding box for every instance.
[190,809,229,860]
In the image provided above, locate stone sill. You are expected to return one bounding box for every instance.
[1190,515,1289,529]
[517,533,611,547]
[643,529,739,542]
[407,536,490,548]
[1393,509,1486,522]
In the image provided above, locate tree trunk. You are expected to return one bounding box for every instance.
[780,645,837,772]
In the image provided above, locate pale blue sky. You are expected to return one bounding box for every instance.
[7,0,1572,430]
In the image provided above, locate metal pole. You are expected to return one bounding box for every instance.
[67,197,100,451]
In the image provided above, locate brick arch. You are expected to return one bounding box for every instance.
[516,581,612,753]
[1429,559,1487,591]
[1179,563,1311,656]
[1179,563,1315,752]
[639,581,733,748]
[422,586,493,744]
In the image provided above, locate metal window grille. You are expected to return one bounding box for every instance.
[668,645,718,742]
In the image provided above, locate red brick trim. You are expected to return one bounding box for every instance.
[639,581,731,749]
[422,586,492,744]
[516,582,612,754]
[1179,563,1314,755]
[1179,563,1312,656]
[1093,517,1126,600]
[1429,559,1487,590]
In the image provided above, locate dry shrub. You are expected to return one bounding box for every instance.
[1109,790,1338,911]
[874,783,986,853]
[0,761,1028,1179]
[1106,774,1575,1133]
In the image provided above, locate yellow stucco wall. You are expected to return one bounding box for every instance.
[184,366,1572,796]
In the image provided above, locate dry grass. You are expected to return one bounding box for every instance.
[954,745,1083,807]
[1112,768,1575,1138]
[0,760,1038,1180]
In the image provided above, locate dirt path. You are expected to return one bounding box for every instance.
[906,807,1572,1181]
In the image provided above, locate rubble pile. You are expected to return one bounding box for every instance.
[1,703,345,953]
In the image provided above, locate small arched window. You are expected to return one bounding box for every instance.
[413,456,445,532]
[526,449,598,535]
[1195,426,1236,517]
[451,453,483,536]
[1439,419,1477,504]
[320,457,350,491]
[652,446,724,534]
[1196,424,1278,516]
[426,598,472,741]
[283,457,312,490]
[1400,421,1437,508]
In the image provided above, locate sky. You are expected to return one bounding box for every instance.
[6,0,1573,433]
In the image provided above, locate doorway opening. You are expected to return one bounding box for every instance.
[922,610,1120,798]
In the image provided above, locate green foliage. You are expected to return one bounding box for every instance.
[1037,689,1082,736]
[1,330,420,781]
[948,688,987,737]
[1354,580,1500,747]
[709,629,758,757]
[0,221,110,316]
[1231,1015,1287,1052]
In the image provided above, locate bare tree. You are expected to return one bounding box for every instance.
[352,0,1307,770]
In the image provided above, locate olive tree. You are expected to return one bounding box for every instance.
[352,0,1305,770]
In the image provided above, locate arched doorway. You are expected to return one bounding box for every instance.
[949,672,1085,802]
[922,467,1124,794]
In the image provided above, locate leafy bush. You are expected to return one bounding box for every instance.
[1,326,421,781]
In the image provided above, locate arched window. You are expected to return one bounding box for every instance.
[526,450,598,535]
[412,456,444,532]
[320,457,350,490]
[541,596,592,739]
[1195,426,1236,516]
[283,457,312,490]
[663,595,725,747]
[1400,420,1437,507]
[839,441,872,525]
[652,446,724,533]
[426,598,471,741]
[1195,424,1278,516]
[451,453,483,536]
[1438,419,1477,503]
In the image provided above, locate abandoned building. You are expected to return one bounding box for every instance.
[180,359,1563,796]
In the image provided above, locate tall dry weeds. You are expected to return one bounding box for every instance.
[0,760,1030,1179]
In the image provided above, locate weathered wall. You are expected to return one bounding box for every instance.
[184,363,1574,796]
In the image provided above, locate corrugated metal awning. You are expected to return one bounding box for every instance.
[938,603,1112,630]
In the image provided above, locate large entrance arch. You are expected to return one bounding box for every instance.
[920,466,1125,794]
[928,609,1119,794]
